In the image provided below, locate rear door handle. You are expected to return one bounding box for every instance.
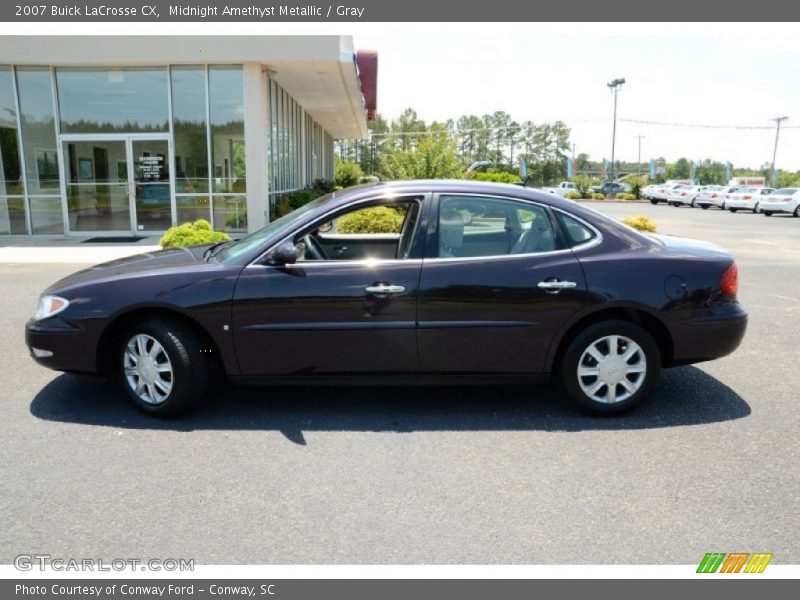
[537,279,577,293]
[365,284,406,295]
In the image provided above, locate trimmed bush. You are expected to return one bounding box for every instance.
[225,212,247,229]
[160,219,231,249]
[336,206,405,234]
[622,215,657,233]
[335,160,364,188]
[563,191,583,200]
[589,192,606,200]
[470,171,522,184]
[616,192,637,201]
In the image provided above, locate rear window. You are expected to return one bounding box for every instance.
[776,188,798,195]
[556,212,596,247]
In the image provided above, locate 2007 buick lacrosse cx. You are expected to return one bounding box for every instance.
[26,180,747,417]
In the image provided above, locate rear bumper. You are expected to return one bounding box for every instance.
[759,202,795,213]
[669,304,748,366]
[25,318,99,374]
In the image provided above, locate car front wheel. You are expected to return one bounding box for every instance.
[120,319,208,417]
[763,211,772,217]
[559,320,660,416]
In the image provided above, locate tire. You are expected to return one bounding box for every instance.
[753,203,760,214]
[763,211,773,217]
[672,202,680,207]
[558,320,661,416]
[119,318,208,417]
[701,205,709,210]
[691,198,697,208]
[650,199,658,205]
[721,202,726,210]
[729,208,737,213]
[794,206,800,218]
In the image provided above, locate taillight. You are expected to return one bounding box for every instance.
[681,192,687,196]
[743,195,752,200]
[711,193,718,198]
[720,262,738,296]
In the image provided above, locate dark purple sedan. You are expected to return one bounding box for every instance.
[26,180,747,416]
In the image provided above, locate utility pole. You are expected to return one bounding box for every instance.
[637,135,644,177]
[770,116,788,182]
[607,78,625,182]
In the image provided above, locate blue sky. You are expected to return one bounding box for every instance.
[355,25,800,170]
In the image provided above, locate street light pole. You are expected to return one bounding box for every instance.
[770,116,788,181]
[637,135,644,177]
[607,78,625,182]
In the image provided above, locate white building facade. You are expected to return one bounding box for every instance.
[0,36,371,236]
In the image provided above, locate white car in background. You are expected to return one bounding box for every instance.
[650,183,686,204]
[667,184,704,207]
[695,185,727,209]
[726,187,775,213]
[641,184,659,200]
[759,188,800,217]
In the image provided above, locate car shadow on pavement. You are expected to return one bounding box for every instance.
[30,366,751,444]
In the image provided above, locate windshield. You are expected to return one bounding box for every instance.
[214,192,336,262]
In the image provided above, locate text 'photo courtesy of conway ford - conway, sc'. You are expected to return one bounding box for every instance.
[26,180,748,417]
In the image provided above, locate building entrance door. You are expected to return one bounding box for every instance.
[61,135,174,236]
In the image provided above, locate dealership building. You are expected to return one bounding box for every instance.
[0,36,376,237]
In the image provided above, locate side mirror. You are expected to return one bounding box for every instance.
[264,241,298,266]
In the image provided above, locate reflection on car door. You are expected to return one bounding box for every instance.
[232,197,426,376]
[417,194,588,374]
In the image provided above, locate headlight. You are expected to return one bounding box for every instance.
[34,295,70,321]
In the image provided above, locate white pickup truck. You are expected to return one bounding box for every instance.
[542,182,579,197]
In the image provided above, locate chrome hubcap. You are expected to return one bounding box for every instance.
[577,335,647,404]
[123,334,173,405]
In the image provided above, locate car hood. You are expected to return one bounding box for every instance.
[647,233,732,260]
[46,245,210,293]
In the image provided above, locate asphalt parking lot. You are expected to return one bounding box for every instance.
[1,201,798,565]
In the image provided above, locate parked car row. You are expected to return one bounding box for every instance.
[643,182,800,217]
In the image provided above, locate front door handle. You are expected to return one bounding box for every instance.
[365,284,406,295]
[537,279,577,293]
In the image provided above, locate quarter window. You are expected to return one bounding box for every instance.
[555,212,596,247]
[437,195,556,258]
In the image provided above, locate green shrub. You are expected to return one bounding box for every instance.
[335,159,364,188]
[160,220,230,249]
[563,191,583,200]
[573,174,602,197]
[625,176,648,199]
[470,171,522,184]
[622,215,657,232]
[336,206,405,234]
[589,192,606,200]
[616,192,637,201]
[224,212,247,229]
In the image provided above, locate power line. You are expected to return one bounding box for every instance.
[619,117,800,130]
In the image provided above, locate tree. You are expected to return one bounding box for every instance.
[379,124,464,180]
[667,157,691,180]
[694,160,727,185]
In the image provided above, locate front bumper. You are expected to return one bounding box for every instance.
[669,304,748,366]
[25,318,98,374]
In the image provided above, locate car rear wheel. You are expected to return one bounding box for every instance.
[691,198,697,207]
[794,206,800,218]
[119,319,207,417]
[763,211,773,216]
[650,199,658,205]
[559,320,660,416]
[729,208,737,213]
[701,205,709,210]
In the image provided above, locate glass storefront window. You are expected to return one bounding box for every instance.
[209,66,245,194]
[0,197,26,234]
[29,196,64,234]
[56,68,169,133]
[0,68,23,196]
[16,68,60,195]
[176,195,210,225]
[212,194,246,232]
[171,67,209,194]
